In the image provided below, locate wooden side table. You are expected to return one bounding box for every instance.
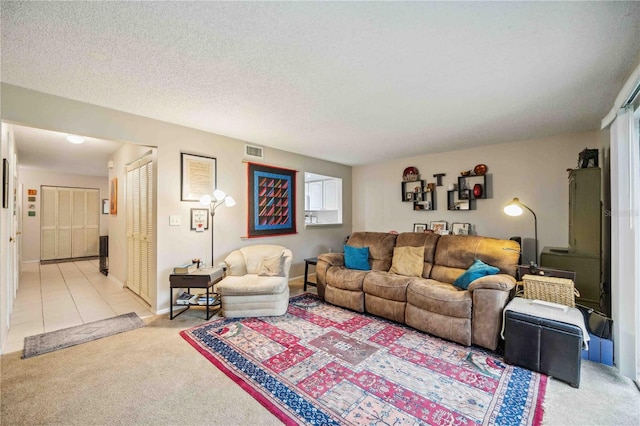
[170,268,223,320]
[304,257,318,291]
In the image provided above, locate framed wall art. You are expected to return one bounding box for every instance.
[181,153,216,201]
[110,178,118,215]
[190,208,209,232]
[247,162,296,238]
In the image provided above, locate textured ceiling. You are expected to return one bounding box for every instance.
[13,125,122,177]
[2,2,639,167]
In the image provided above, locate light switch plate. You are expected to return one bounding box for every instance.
[169,215,181,226]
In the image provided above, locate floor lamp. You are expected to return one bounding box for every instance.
[503,197,538,265]
[200,189,236,268]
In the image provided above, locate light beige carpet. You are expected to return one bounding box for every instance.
[1,282,638,425]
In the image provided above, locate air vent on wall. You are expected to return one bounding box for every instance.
[244,144,264,160]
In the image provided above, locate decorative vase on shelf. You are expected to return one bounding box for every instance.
[473,184,483,198]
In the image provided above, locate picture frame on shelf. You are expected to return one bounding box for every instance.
[451,222,471,235]
[429,221,448,233]
[413,223,428,233]
[405,192,413,201]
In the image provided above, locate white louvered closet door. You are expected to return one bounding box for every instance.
[56,188,73,259]
[85,189,100,256]
[126,154,153,303]
[41,186,57,260]
[41,186,98,260]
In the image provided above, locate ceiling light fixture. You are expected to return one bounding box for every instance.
[66,135,85,144]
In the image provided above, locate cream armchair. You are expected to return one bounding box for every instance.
[216,245,293,318]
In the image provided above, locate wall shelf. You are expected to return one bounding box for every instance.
[447,190,476,211]
[401,179,436,211]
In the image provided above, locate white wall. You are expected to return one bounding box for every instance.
[353,130,604,264]
[1,84,352,314]
[18,167,109,262]
[0,123,18,353]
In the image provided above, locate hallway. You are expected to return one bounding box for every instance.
[3,260,154,354]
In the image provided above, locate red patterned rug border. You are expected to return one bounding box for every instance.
[181,293,547,425]
[180,329,298,426]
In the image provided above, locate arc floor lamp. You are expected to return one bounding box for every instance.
[200,189,236,267]
[503,197,538,265]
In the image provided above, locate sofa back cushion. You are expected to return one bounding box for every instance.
[430,235,519,284]
[227,245,293,278]
[346,232,397,271]
[395,232,441,278]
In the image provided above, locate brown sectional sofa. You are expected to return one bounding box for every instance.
[316,232,520,350]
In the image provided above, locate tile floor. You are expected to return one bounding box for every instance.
[3,259,155,354]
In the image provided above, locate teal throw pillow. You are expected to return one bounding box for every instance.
[344,245,371,270]
[453,259,500,289]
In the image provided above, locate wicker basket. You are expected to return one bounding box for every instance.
[521,274,580,307]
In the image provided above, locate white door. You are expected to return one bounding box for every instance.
[126,154,153,303]
[41,186,99,260]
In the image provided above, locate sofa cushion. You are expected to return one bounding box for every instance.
[239,245,287,274]
[407,279,472,319]
[344,245,371,270]
[431,235,519,283]
[363,271,413,301]
[257,253,285,277]
[395,232,440,278]
[326,267,369,291]
[365,293,406,323]
[346,232,397,271]
[217,275,289,296]
[389,246,424,277]
[453,259,500,289]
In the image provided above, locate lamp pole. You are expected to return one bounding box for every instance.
[210,208,216,268]
[504,198,538,266]
[520,202,538,265]
[201,190,236,268]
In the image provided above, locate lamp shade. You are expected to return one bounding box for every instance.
[225,196,236,207]
[213,189,226,201]
[504,198,524,216]
[200,194,212,206]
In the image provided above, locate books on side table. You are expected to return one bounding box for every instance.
[175,291,218,306]
[176,291,194,305]
[173,263,197,274]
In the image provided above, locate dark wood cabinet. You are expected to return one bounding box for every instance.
[540,168,603,311]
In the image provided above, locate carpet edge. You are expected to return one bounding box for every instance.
[180,329,298,426]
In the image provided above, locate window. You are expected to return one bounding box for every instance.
[304,173,343,225]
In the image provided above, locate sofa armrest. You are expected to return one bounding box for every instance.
[467,274,516,292]
[316,253,344,300]
[318,252,344,267]
[224,250,247,276]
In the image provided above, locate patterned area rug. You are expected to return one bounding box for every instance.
[23,312,144,359]
[181,294,546,425]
